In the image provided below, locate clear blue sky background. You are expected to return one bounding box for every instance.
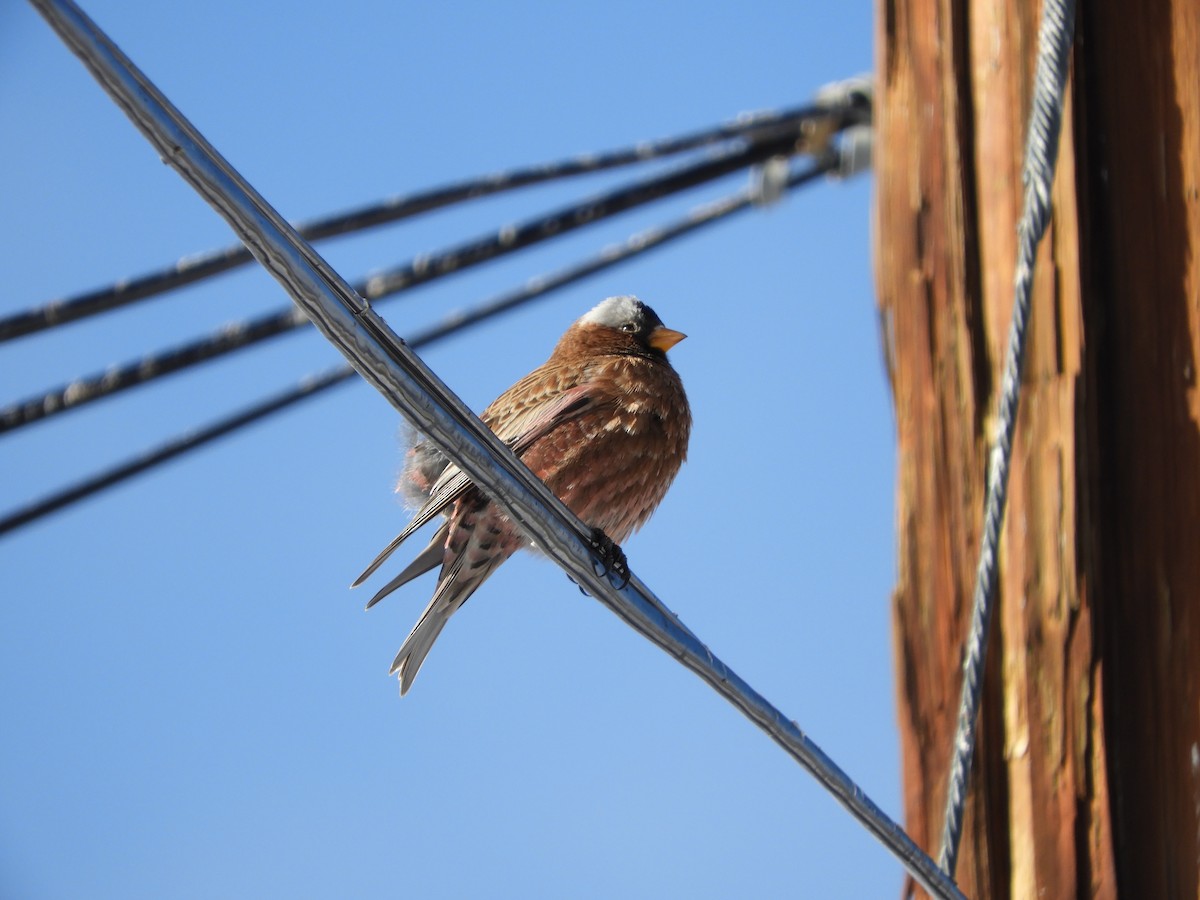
[1,2,910,896]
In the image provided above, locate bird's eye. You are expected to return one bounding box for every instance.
[620,322,637,333]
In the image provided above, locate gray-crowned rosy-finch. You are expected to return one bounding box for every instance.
[353,295,691,694]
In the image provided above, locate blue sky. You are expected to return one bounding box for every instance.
[0,2,909,896]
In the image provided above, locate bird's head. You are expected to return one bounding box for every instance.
[564,295,687,360]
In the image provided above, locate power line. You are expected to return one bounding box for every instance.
[0,366,345,537]
[0,157,837,538]
[30,4,961,894]
[0,100,864,344]
[0,127,838,436]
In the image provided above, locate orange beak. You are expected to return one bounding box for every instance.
[648,326,687,352]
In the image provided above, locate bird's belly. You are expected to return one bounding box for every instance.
[534,416,684,544]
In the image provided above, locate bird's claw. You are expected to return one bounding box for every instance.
[589,527,630,589]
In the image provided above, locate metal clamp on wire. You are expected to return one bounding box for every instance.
[749,156,792,206]
[830,124,873,180]
[808,75,873,155]
[813,73,873,123]
[751,74,874,203]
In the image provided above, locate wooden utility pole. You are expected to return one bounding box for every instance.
[875,0,1200,895]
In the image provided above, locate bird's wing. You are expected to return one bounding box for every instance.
[482,364,599,446]
[353,379,602,590]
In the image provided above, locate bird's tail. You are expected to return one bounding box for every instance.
[363,523,449,610]
[390,555,502,695]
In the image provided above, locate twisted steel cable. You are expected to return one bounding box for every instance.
[0,157,835,537]
[1,129,822,435]
[0,99,865,343]
[936,0,1077,876]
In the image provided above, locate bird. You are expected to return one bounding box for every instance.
[352,295,692,695]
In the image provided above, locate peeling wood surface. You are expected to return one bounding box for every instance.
[876,0,1199,895]
[1080,0,1200,894]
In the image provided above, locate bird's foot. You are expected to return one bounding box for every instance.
[589,528,630,589]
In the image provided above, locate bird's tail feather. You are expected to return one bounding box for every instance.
[352,517,429,588]
[352,484,463,588]
[363,523,449,610]
[390,557,498,695]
